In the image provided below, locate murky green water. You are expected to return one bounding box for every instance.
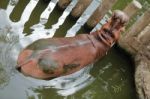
[0,0,149,99]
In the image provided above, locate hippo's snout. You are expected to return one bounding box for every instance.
[112,10,129,25]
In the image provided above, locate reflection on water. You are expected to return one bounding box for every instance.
[0,63,9,88]
[0,9,19,89]
[26,64,94,96]
[0,0,140,99]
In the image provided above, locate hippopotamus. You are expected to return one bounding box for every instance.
[16,10,128,79]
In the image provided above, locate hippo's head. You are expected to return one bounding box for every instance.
[104,10,129,34]
[111,10,129,30]
[91,10,129,47]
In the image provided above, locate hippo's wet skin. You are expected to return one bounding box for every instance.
[17,10,128,79]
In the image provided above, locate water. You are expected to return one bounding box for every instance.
[0,0,147,98]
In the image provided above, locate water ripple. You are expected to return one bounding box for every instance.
[24,64,94,96]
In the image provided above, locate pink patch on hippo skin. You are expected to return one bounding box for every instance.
[17,49,33,68]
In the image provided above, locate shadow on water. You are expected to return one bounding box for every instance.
[23,0,50,34]
[54,15,78,37]
[0,0,145,99]
[0,0,9,9]
[9,0,30,22]
[45,4,64,29]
